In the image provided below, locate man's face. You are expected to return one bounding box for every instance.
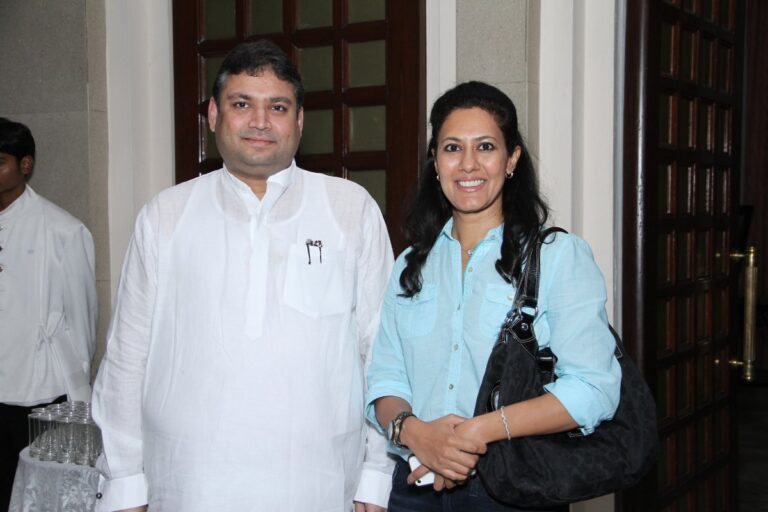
[208,70,303,192]
[0,152,30,204]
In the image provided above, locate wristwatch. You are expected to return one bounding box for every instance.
[387,411,415,448]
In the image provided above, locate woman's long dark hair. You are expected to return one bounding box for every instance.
[399,81,549,297]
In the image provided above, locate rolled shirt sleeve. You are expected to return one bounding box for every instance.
[364,255,414,433]
[538,233,622,433]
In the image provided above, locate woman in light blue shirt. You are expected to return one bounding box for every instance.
[365,82,622,512]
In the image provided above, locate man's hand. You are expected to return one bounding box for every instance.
[354,501,386,512]
[116,507,147,512]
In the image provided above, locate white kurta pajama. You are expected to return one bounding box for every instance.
[92,163,395,511]
[0,186,96,405]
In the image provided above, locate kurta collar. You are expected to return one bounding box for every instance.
[222,161,297,217]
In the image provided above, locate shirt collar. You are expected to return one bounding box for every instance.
[439,217,504,243]
[0,185,33,220]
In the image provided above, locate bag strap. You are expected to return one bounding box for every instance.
[503,227,624,372]
[503,227,567,374]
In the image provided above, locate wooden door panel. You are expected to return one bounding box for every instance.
[623,0,743,509]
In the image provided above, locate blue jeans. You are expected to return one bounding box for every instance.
[387,460,568,512]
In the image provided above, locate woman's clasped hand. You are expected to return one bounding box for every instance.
[400,414,486,489]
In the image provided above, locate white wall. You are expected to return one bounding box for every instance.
[426,0,456,128]
[531,0,617,325]
[105,0,175,298]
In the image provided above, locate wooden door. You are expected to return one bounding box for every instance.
[742,0,768,380]
[622,0,744,510]
[172,0,425,253]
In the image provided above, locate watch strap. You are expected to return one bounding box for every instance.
[390,411,415,448]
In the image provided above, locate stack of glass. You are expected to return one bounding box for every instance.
[27,401,102,466]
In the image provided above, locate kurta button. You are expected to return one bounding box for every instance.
[453,344,459,351]
[507,295,514,301]
[448,384,454,390]
[468,267,473,273]
[0,264,4,273]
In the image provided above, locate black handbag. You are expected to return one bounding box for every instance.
[473,228,659,507]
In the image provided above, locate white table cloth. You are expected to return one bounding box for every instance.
[9,447,99,512]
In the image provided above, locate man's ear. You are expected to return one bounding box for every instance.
[207,97,219,132]
[297,107,304,137]
[20,156,34,176]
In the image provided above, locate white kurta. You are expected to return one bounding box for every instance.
[92,163,395,511]
[0,186,97,405]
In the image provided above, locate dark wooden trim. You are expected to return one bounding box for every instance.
[621,1,658,510]
[173,0,203,184]
[623,0,652,377]
[385,0,426,254]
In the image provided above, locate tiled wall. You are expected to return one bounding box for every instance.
[0,0,110,380]
[456,0,531,139]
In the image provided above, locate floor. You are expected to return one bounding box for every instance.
[737,381,768,511]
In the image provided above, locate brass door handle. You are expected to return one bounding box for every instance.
[728,247,758,382]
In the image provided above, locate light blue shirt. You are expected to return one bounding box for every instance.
[365,220,622,456]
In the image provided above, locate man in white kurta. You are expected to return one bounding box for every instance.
[0,118,97,509]
[92,40,394,511]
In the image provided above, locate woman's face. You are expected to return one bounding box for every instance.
[434,107,521,220]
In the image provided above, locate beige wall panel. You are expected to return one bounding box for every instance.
[0,0,111,379]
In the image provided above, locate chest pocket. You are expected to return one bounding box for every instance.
[394,284,438,339]
[478,283,515,341]
[283,242,347,318]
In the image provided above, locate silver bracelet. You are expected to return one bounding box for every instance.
[499,406,512,440]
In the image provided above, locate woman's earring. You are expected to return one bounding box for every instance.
[505,170,514,179]
[436,173,441,181]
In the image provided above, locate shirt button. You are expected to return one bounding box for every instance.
[457,303,461,310]
[508,295,514,301]
[468,267,473,273]
[448,384,454,390]
[453,344,459,351]
[0,264,4,273]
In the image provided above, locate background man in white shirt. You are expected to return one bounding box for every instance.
[0,118,97,510]
[93,40,394,512]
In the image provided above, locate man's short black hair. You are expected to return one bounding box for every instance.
[0,118,36,160]
[212,40,304,110]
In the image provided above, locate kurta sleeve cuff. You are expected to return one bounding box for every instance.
[354,467,392,508]
[96,473,148,511]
